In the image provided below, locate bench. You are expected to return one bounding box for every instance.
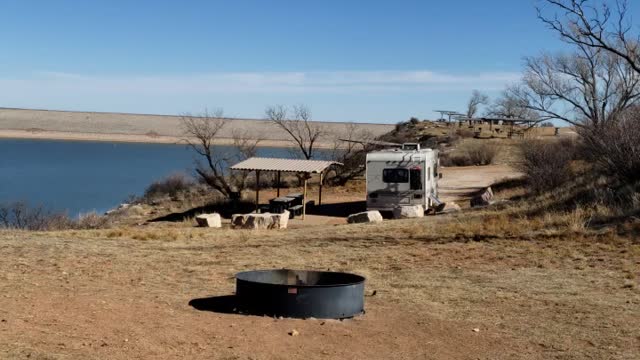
[289,205,303,218]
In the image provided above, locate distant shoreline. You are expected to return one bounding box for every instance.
[0,129,337,149]
[0,108,395,148]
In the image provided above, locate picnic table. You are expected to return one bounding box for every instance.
[269,196,295,214]
[284,193,304,206]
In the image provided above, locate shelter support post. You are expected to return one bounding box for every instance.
[276,171,281,197]
[255,170,260,213]
[302,176,307,220]
[319,171,323,205]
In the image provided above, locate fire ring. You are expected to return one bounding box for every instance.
[235,269,365,319]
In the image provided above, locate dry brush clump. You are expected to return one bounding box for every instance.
[579,108,640,184]
[143,172,195,200]
[517,138,577,194]
[0,202,110,231]
[440,141,499,166]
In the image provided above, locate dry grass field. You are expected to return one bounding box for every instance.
[1,182,638,359]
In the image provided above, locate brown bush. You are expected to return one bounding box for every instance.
[143,173,194,201]
[455,128,476,138]
[517,139,576,194]
[578,108,640,183]
[0,202,110,231]
[440,142,498,167]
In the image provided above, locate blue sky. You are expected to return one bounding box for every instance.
[0,0,585,123]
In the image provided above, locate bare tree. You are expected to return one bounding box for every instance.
[181,109,260,198]
[265,104,325,160]
[508,41,640,128]
[325,124,375,186]
[537,0,640,75]
[487,90,540,120]
[466,90,489,118]
[231,128,262,190]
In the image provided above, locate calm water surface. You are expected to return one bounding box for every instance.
[0,139,293,215]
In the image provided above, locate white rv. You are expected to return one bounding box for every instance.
[366,143,440,212]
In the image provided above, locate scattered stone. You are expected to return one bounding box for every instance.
[288,329,299,336]
[231,212,289,230]
[392,205,424,219]
[127,204,147,216]
[347,211,383,224]
[273,210,290,229]
[470,187,494,207]
[195,213,222,228]
[232,213,275,229]
[440,202,461,213]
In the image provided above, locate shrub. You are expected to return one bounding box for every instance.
[143,173,194,200]
[0,202,110,231]
[579,108,640,183]
[464,142,498,166]
[455,128,476,138]
[440,142,498,167]
[517,139,576,194]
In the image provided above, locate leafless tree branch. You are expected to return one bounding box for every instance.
[265,104,325,160]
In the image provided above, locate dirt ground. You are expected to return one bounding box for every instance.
[256,164,520,227]
[0,165,638,360]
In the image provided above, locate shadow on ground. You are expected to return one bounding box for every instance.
[149,201,255,223]
[306,201,366,218]
[152,200,366,223]
[189,295,239,314]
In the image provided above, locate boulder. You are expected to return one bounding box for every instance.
[347,211,383,224]
[273,210,290,229]
[195,213,222,228]
[392,205,424,219]
[231,212,289,229]
[470,187,494,208]
[232,213,274,229]
[440,202,461,213]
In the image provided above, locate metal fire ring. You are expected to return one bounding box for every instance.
[235,269,365,319]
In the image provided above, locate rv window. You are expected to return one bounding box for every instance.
[383,168,409,183]
[434,164,438,178]
[410,169,422,190]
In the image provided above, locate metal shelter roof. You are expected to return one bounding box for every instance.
[230,157,342,174]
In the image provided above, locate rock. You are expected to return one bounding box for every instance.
[127,204,147,216]
[195,213,222,228]
[288,329,299,336]
[470,187,494,208]
[232,213,274,229]
[440,202,461,213]
[231,211,289,230]
[347,211,383,224]
[392,205,424,219]
[273,210,290,229]
[472,328,480,333]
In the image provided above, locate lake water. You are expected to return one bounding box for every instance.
[0,139,295,216]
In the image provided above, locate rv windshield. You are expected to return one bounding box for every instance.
[383,168,409,183]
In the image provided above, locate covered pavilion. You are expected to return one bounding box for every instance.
[230,157,342,220]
